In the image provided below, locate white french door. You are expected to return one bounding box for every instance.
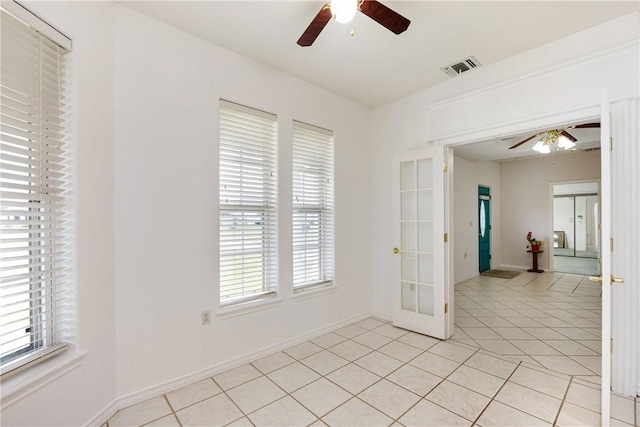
[599,91,612,427]
[393,146,449,339]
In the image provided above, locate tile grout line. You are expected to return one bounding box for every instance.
[470,360,522,426]
[552,374,574,426]
[470,359,569,426]
[389,346,483,425]
[162,394,183,427]
[291,320,398,424]
[310,322,424,422]
[213,375,255,427]
[246,323,477,425]
[235,320,393,424]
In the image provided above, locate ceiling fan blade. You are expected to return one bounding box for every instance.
[571,122,601,129]
[297,5,332,47]
[560,130,578,142]
[359,0,410,35]
[508,133,539,150]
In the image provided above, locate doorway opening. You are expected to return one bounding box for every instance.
[551,181,600,276]
[478,186,491,273]
[448,119,603,370]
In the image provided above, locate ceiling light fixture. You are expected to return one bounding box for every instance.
[331,0,358,23]
[531,129,576,154]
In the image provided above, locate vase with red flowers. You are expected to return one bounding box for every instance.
[526,231,544,252]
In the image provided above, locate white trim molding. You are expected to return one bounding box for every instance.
[424,42,639,146]
[103,312,374,420]
[0,350,86,409]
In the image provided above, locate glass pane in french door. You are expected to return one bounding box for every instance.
[400,159,435,317]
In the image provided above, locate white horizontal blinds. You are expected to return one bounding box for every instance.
[0,8,71,371]
[219,100,277,305]
[292,121,334,289]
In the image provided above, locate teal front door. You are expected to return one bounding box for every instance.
[478,186,491,272]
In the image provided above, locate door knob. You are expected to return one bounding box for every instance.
[393,247,400,254]
[589,275,624,284]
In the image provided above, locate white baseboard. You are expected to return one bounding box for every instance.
[371,311,391,322]
[454,272,479,283]
[96,311,374,424]
[86,399,118,427]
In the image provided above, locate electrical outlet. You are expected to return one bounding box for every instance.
[201,310,211,326]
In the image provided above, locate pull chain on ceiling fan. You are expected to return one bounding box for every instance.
[297,0,411,47]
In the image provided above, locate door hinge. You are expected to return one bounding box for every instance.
[609,137,613,152]
[444,303,449,314]
[610,238,614,252]
[444,233,449,243]
[610,339,613,353]
[443,162,448,172]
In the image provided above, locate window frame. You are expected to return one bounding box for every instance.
[0,1,73,379]
[291,120,335,292]
[218,100,278,308]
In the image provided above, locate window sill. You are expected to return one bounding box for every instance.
[217,296,283,319]
[1,347,86,408]
[292,282,337,302]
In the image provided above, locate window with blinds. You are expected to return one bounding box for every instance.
[292,121,334,290]
[0,5,72,376]
[219,100,277,306]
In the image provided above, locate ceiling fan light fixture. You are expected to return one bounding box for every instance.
[558,136,576,150]
[531,129,575,154]
[331,0,358,23]
[532,140,550,154]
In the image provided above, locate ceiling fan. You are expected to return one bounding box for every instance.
[297,0,410,47]
[508,123,601,152]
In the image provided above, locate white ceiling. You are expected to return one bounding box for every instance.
[120,1,638,108]
[120,1,634,162]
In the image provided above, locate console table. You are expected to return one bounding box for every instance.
[527,249,544,273]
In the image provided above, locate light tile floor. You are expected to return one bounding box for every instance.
[107,271,637,427]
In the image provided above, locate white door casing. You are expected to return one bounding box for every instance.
[599,90,612,426]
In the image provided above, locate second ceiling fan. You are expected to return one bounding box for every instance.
[297,0,410,47]
[508,123,601,151]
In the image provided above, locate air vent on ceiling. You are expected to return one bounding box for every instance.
[441,56,482,78]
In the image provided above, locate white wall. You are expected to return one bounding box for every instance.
[370,12,639,317]
[1,2,117,426]
[2,3,638,425]
[499,151,601,270]
[113,6,372,399]
[452,157,501,282]
[2,1,373,425]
